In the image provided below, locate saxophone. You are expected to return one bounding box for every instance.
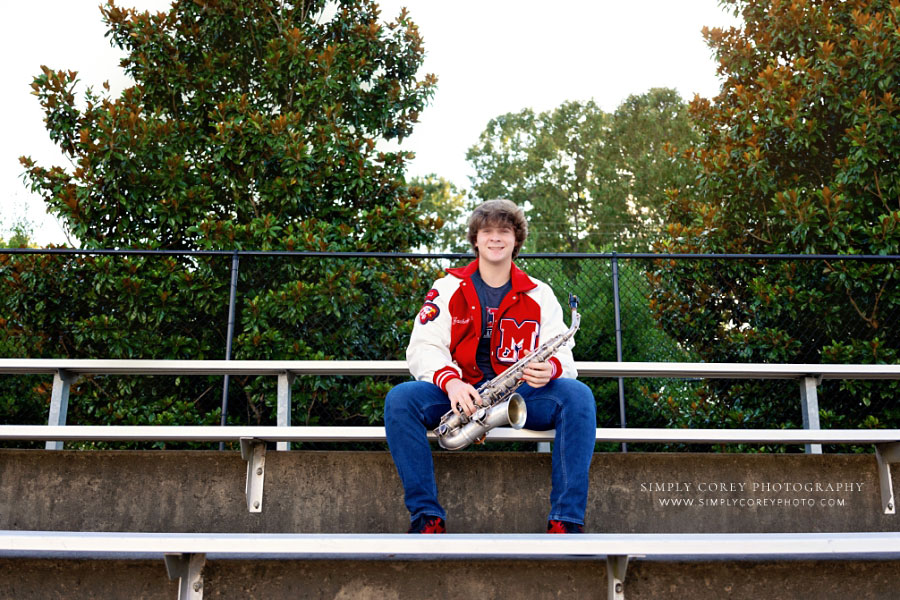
[434,295,581,450]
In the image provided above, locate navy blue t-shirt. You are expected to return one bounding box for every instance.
[470,270,512,381]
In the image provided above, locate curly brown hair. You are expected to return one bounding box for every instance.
[466,199,529,259]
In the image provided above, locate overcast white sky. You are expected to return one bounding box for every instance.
[0,0,740,246]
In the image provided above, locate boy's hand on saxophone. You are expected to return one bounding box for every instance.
[445,378,483,417]
[520,349,553,388]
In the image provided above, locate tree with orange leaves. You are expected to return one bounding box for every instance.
[649,0,900,432]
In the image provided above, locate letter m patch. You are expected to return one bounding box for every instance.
[496,318,540,363]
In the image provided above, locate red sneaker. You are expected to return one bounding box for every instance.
[408,515,446,534]
[547,519,585,534]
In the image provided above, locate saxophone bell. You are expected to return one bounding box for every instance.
[436,393,527,450]
[505,393,527,429]
[475,393,527,429]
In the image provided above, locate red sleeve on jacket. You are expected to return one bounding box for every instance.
[549,357,563,380]
[433,366,462,392]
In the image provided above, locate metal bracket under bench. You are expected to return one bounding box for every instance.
[876,442,900,514]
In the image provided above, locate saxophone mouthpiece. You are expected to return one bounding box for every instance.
[569,294,579,309]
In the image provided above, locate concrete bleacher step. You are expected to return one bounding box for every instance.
[2,448,898,598]
[3,546,899,599]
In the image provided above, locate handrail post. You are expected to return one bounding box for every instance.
[219,250,240,451]
[46,369,76,450]
[800,376,823,454]
[611,254,627,452]
[277,372,295,451]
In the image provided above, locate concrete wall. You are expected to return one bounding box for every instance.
[2,449,898,599]
[1,449,896,533]
[2,556,899,600]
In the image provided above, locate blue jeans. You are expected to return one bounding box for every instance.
[384,378,596,525]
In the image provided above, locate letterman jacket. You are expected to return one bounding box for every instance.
[407,259,577,392]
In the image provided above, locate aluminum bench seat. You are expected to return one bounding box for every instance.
[2,530,898,600]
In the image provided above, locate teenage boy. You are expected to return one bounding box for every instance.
[384,199,596,534]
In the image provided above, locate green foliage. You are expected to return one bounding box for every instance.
[0,215,37,249]
[5,0,437,433]
[518,258,695,431]
[21,0,435,251]
[650,0,900,430]
[467,101,607,252]
[606,89,698,240]
[408,174,473,253]
[466,90,697,252]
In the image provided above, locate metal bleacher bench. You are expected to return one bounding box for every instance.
[3,530,899,600]
[1,359,900,599]
[1,359,899,515]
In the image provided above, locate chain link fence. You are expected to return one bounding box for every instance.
[2,250,898,446]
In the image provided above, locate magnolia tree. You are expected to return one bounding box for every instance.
[4,0,437,433]
[649,0,900,431]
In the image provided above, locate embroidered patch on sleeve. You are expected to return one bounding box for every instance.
[425,288,439,302]
[418,302,440,324]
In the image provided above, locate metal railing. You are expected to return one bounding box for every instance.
[2,357,900,516]
[1,249,898,434]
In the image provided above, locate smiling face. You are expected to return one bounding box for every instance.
[475,224,517,267]
[466,199,528,259]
